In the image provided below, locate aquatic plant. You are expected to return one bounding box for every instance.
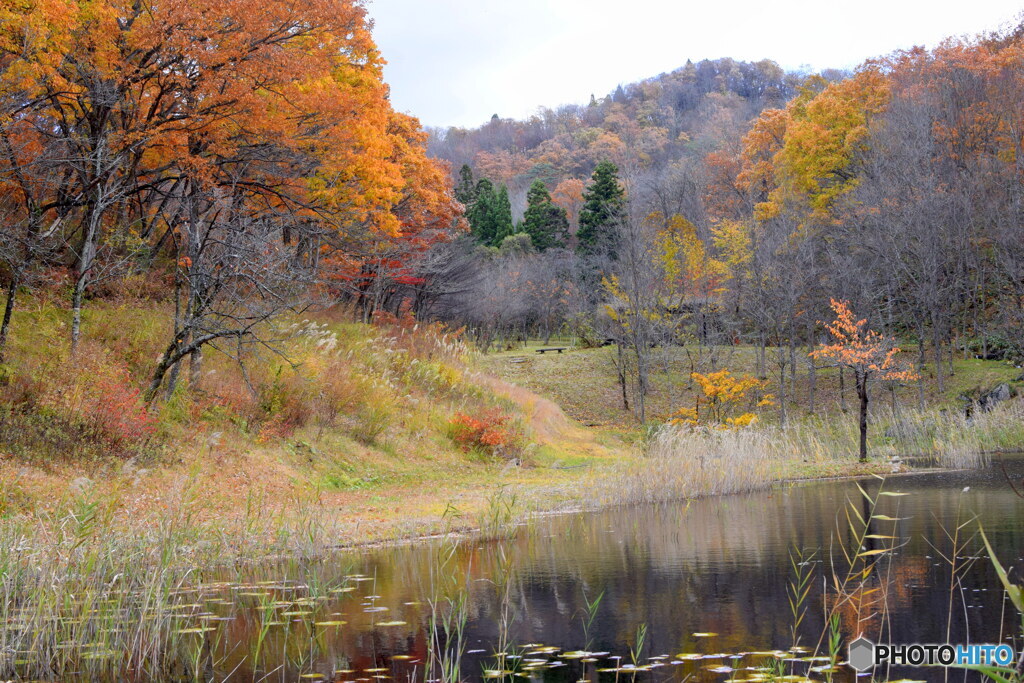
[787,547,816,649]
[963,530,1024,683]
[579,588,605,652]
[422,511,471,683]
[477,487,520,542]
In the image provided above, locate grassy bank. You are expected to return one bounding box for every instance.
[586,402,1024,507]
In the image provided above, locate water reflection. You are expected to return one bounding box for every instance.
[201,461,1024,682]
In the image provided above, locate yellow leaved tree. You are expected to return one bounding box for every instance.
[669,369,773,429]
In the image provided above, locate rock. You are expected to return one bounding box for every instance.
[978,382,1015,413]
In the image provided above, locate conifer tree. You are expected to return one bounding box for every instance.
[494,185,515,245]
[577,161,626,256]
[521,180,569,251]
[466,178,515,247]
[467,178,497,244]
[454,164,477,206]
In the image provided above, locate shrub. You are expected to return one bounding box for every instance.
[49,356,156,453]
[668,369,773,429]
[351,402,393,444]
[254,366,313,443]
[1,347,159,458]
[448,409,522,459]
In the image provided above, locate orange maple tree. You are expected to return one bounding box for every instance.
[551,177,585,238]
[812,299,917,462]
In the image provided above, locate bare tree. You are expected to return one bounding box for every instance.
[146,210,313,401]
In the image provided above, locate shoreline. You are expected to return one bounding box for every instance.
[331,451,1024,555]
[197,457,971,558]
[4,411,1017,565]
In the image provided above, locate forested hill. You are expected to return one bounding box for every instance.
[418,23,1024,418]
[427,58,846,218]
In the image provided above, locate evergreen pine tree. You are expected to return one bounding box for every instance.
[494,185,514,245]
[454,164,476,206]
[465,178,515,247]
[577,161,626,257]
[521,180,569,251]
[467,178,498,245]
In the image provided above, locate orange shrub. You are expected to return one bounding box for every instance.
[448,409,520,458]
[38,350,157,455]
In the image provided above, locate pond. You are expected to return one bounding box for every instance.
[176,459,1024,682]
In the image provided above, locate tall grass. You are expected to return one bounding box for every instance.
[587,401,1023,507]
[0,482,344,680]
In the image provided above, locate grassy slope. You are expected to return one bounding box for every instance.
[0,298,631,544]
[1,296,1020,548]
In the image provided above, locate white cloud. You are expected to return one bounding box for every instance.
[367,0,1023,128]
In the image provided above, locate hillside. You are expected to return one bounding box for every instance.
[0,295,628,537]
[428,57,843,221]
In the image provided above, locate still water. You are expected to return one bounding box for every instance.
[206,460,1024,682]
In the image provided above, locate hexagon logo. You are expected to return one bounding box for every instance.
[848,636,875,671]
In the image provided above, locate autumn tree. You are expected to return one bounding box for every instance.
[331,111,466,323]
[0,0,462,398]
[601,209,678,422]
[669,370,772,428]
[812,300,917,462]
[551,177,585,238]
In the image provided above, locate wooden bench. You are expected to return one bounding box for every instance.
[535,347,567,354]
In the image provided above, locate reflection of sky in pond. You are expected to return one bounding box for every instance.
[196,460,1024,682]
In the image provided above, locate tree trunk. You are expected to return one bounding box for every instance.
[806,342,816,415]
[146,331,222,402]
[917,338,926,411]
[71,210,101,355]
[71,277,86,354]
[858,375,869,463]
[616,344,629,411]
[931,322,944,394]
[757,331,767,380]
[776,350,787,426]
[164,359,182,399]
[147,348,179,402]
[838,366,847,413]
[189,347,203,391]
[947,333,955,377]
[634,336,649,423]
[788,334,797,400]
[0,270,20,362]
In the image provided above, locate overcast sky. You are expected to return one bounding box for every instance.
[366,1,1022,129]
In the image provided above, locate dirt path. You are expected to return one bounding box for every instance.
[472,372,623,458]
